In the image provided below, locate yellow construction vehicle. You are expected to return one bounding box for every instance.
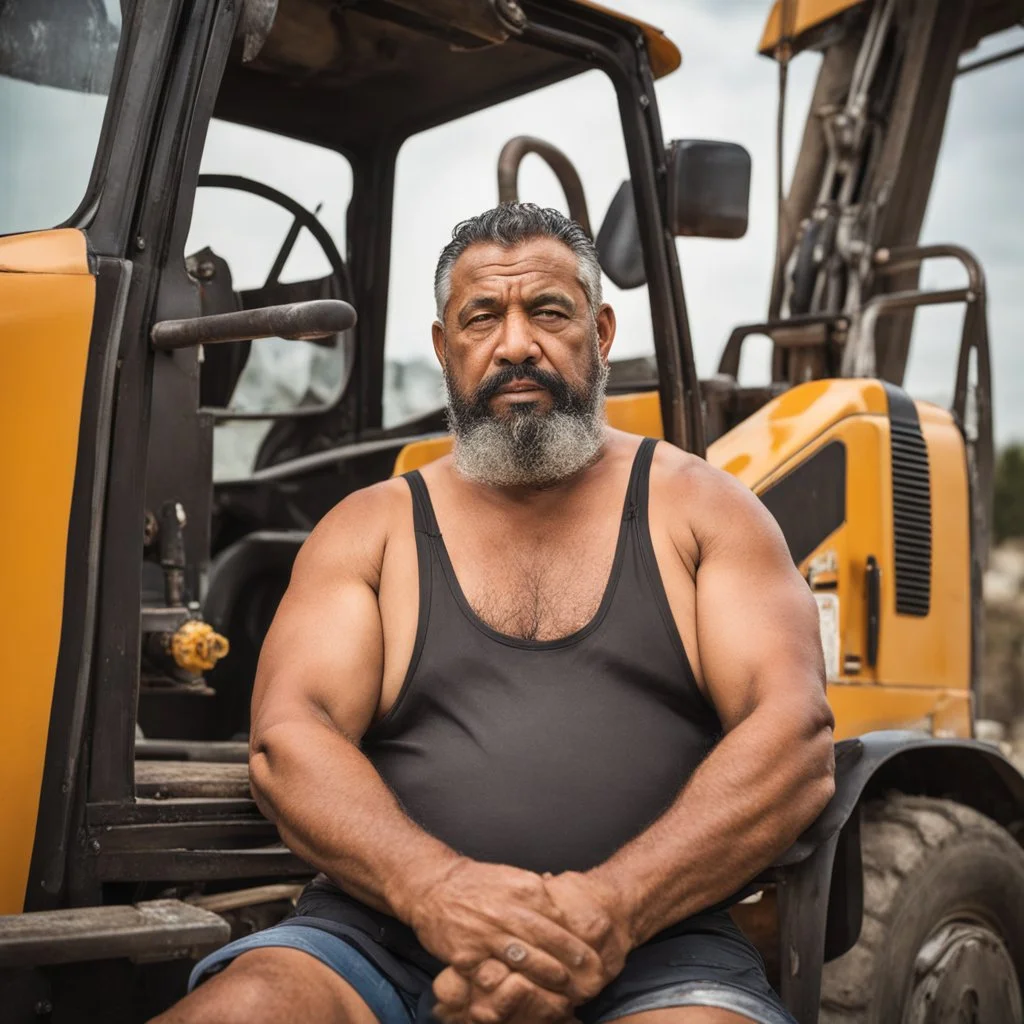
[2,0,1024,1020]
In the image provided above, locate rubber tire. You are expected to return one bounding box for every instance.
[819,794,1024,1023]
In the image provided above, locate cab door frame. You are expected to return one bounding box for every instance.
[21,0,203,908]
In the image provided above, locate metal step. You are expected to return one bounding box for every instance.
[135,760,251,799]
[0,899,229,968]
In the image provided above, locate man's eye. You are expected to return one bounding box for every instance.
[534,309,566,320]
[467,313,495,325]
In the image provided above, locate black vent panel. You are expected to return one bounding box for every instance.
[759,441,847,566]
[887,386,932,616]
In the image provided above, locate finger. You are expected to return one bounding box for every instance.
[491,904,604,982]
[431,1001,464,1024]
[487,934,571,992]
[469,973,573,1024]
[472,959,511,993]
[434,967,472,1009]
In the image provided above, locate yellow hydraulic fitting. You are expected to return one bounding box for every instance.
[170,620,230,674]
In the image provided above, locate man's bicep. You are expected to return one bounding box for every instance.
[693,475,826,730]
[251,521,386,744]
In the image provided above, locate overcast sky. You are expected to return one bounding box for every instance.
[3,1,1022,441]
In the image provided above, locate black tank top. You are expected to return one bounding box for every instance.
[362,438,721,875]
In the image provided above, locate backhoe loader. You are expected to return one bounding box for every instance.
[2,0,1024,1020]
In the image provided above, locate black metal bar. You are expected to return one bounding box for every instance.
[865,555,880,668]
[518,10,694,452]
[218,433,443,486]
[777,831,841,1023]
[718,313,846,378]
[135,738,249,763]
[88,798,264,827]
[71,0,186,256]
[497,136,593,236]
[873,243,983,292]
[264,214,305,288]
[88,0,230,808]
[92,847,310,882]
[151,299,357,350]
[91,820,279,853]
[845,286,972,376]
[957,42,1024,76]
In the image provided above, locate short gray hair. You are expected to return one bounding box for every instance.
[434,202,603,322]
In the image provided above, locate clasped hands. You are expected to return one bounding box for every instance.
[403,860,635,1024]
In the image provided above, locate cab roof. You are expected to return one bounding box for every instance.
[215,0,681,151]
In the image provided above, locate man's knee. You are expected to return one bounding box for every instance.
[150,947,378,1024]
[613,1009,757,1023]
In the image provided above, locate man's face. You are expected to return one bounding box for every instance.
[433,238,614,416]
[431,237,616,488]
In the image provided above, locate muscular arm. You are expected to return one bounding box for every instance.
[248,486,455,916]
[587,461,836,946]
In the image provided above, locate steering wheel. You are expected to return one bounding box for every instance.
[197,173,354,309]
[191,174,357,469]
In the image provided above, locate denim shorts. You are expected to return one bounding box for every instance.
[190,881,795,1024]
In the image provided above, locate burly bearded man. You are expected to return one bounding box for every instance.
[157,204,835,1024]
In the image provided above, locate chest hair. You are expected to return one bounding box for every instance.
[464,541,615,642]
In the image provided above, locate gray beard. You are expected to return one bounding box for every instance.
[444,357,609,489]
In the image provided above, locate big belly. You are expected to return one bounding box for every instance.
[366,685,714,875]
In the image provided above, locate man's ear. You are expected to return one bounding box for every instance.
[596,304,616,363]
[431,321,446,367]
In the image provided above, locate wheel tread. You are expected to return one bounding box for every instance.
[819,795,1024,1022]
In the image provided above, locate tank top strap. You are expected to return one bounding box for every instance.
[403,470,441,537]
[626,437,659,521]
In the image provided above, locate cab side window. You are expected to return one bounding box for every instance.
[184,119,353,479]
[384,69,657,428]
[0,0,123,235]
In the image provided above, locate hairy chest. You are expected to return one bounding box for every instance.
[448,515,621,642]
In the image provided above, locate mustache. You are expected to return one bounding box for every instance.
[472,364,573,407]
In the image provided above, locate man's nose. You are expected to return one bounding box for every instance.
[495,308,541,365]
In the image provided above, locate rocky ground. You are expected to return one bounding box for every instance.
[979,541,1024,767]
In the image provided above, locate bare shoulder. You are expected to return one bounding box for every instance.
[292,476,412,590]
[648,440,789,561]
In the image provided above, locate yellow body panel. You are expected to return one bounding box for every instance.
[0,229,94,913]
[759,0,866,55]
[393,378,971,738]
[392,391,663,475]
[708,379,970,714]
[707,378,889,489]
[828,685,972,741]
[0,229,92,275]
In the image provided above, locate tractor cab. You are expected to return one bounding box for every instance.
[1,0,749,954]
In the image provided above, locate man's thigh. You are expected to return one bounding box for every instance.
[612,1010,753,1023]
[151,948,380,1024]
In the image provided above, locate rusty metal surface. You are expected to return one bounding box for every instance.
[150,299,357,351]
[0,899,229,968]
[134,760,251,800]
[498,136,594,237]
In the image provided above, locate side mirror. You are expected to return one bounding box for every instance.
[595,140,751,290]
[666,140,751,239]
[596,181,646,290]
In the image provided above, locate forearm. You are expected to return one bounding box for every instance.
[250,718,459,921]
[590,699,835,945]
